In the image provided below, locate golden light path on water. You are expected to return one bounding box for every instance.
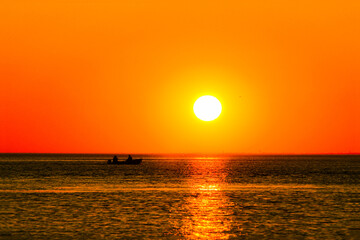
[170,158,237,239]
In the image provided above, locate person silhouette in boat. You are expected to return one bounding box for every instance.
[112,155,119,163]
[126,155,133,162]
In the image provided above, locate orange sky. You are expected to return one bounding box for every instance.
[1,0,359,154]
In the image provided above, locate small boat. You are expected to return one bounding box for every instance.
[107,159,142,165]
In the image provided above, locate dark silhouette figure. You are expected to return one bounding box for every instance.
[126,155,133,162]
[113,155,119,163]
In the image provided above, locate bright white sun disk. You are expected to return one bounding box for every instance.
[193,95,222,121]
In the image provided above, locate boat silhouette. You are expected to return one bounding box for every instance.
[107,158,142,165]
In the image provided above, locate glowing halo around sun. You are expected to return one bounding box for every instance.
[193,95,222,121]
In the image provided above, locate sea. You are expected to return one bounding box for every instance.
[0,154,359,239]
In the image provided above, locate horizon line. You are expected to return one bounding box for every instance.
[1,152,359,156]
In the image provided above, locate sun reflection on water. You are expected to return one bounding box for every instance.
[172,158,237,239]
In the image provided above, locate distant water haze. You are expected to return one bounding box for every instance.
[1,154,359,239]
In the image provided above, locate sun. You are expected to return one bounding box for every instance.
[193,95,222,121]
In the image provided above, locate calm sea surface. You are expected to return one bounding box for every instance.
[1,154,359,239]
